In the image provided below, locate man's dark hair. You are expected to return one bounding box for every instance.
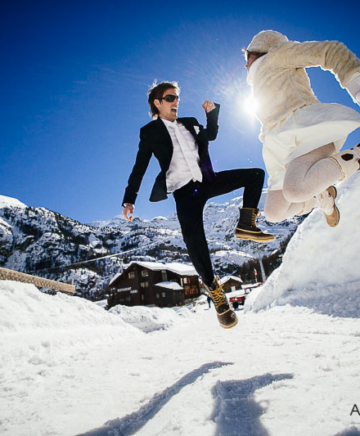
[148,81,180,119]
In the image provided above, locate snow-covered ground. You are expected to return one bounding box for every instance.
[1,173,360,435]
[1,281,360,436]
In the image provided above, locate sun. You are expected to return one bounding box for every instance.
[243,95,258,117]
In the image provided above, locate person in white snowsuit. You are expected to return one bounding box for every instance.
[244,30,360,226]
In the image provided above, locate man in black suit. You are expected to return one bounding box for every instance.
[122,81,274,328]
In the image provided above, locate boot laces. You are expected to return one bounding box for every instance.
[209,280,227,307]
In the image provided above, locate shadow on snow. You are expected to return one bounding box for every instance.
[78,368,360,436]
[212,373,293,436]
[78,361,233,436]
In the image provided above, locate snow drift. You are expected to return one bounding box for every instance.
[245,171,360,317]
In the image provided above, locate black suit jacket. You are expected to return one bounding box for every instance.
[122,104,220,205]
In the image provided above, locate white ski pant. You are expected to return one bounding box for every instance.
[265,143,344,222]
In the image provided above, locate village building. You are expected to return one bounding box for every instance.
[107,261,200,309]
[219,275,243,293]
[219,275,246,309]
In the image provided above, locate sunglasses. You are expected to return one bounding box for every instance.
[159,95,180,103]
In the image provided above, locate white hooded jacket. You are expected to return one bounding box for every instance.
[248,38,360,136]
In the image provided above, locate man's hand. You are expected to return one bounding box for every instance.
[202,100,216,113]
[123,203,135,221]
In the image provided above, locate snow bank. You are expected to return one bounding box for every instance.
[109,304,196,333]
[245,172,360,317]
[0,280,135,334]
[0,279,196,338]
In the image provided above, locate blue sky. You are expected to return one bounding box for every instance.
[1,0,360,223]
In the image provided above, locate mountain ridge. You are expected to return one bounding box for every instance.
[0,192,301,299]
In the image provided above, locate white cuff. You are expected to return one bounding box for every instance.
[347,75,360,103]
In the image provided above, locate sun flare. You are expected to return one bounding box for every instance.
[243,95,258,116]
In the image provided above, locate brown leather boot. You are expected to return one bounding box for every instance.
[206,277,238,329]
[235,208,275,242]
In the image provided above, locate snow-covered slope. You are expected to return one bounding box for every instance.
[245,172,360,318]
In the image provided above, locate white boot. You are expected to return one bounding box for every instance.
[329,144,360,181]
[315,186,340,227]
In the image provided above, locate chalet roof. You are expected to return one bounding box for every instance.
[109,272,122,286]
[129,261,197,276]
[220,275,243,285]
[154,281,183,291]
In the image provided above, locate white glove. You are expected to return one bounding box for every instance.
[347,75,360,104]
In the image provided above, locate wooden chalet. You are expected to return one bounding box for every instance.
[107,261,200,309]
[220,275,243,293]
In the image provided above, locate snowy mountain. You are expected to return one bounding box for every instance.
[0,192,301,299]
[1,173,360,435]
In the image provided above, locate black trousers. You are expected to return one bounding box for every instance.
[173,168,265,287]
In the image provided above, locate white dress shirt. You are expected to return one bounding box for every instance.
[162,119,203,193]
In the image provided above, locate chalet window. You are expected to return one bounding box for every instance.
[162,292,166,298]
[128,271,135,279]
[156,293,160,298]
[140,282,149,288]
[141,270,149,277]
[130,290,138,294]
[180,277,189,285]
[141,295,144,300]
[161,270,167,281]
